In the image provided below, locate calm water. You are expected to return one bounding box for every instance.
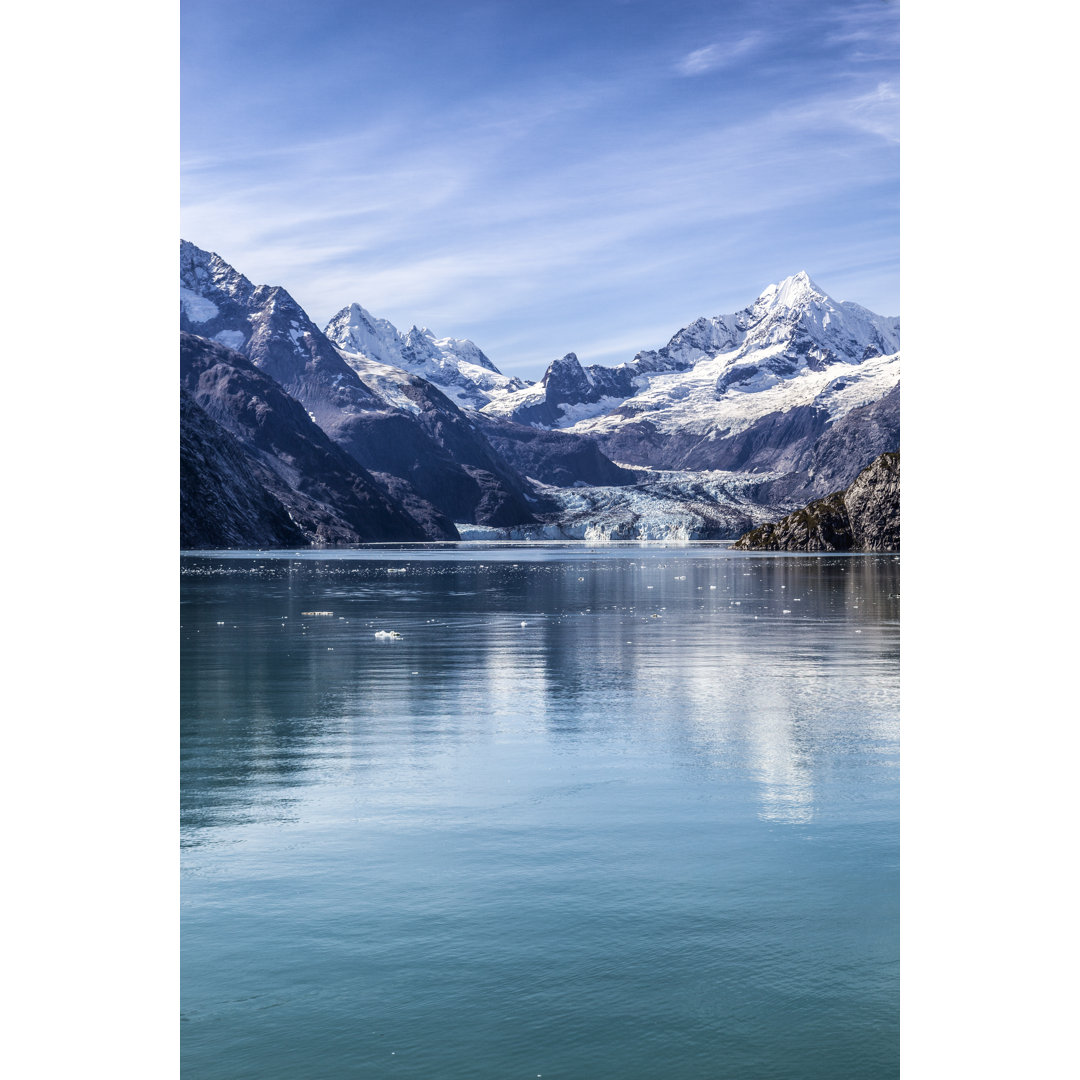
[181,545,899,1079]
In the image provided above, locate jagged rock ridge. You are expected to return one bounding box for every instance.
[324,302,528,410]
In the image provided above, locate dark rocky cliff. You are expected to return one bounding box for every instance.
[731,452,899,552]
[181,240,538,528]
[181,391,308,549]
[180,333,452,545]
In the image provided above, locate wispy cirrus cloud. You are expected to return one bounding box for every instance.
[675,33,763,76]
[182,77,899,376]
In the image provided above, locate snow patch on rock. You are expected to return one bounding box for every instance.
[212,329,246,349]
[180,287,218,324]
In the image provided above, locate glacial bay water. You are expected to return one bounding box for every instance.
[181,544,899,1079]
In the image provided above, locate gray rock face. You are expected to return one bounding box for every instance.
[476,416,637,489]
[589,385,899,506]
[843,451,900,551]
[181,390,309,549]
[759,386,900,504]
[591,403,833,474]
[731,452,899,552]
[180,332,452,544]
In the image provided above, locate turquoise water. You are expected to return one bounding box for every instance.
[181,545,899,1079]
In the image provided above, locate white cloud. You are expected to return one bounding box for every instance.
[675,34,762,76]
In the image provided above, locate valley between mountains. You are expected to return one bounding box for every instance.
[180,241,900,547]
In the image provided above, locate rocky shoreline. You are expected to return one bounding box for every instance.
[731,452,899,552]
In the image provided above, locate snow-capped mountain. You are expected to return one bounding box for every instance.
[483,272,897,430]
[324,302,528,410]
[480,272,899,495]
[180,241,539,529]
[180,244,899,544]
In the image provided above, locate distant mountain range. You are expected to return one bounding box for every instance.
[180,241,900,546]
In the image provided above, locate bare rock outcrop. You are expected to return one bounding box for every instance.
[731,452,898,552]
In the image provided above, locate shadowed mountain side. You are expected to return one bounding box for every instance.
[477,416,637,488]
[181,391,308,549]
[764,385,900,503]
[180,333,454,542]
[732,452,899,552]
[589,404,831,474]
[181,240,538,527]
[325,375,540,527]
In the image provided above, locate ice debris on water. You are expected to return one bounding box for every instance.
[374,630,403,639]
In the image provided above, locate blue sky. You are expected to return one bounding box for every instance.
[181,0,898,379]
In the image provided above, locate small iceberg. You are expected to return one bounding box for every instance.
[374,630,403,639]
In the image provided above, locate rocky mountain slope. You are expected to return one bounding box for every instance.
[731,452,899,552]
[181,241,538,528]
[181,333,446,544]
[475,416,637,489]
[181,390,309,549]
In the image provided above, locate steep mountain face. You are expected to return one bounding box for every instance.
[181,241,381,409]
[181,390,309,549]
[731,452,899,552]
[180,332,451,543]
[324,302,528,410]
[180,241,538,528]
[476,416,637,489]
[482,273,899,487]
[318,370,540,527]
[756,384,901,504]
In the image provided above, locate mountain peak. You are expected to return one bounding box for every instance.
[754,271,827,311]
